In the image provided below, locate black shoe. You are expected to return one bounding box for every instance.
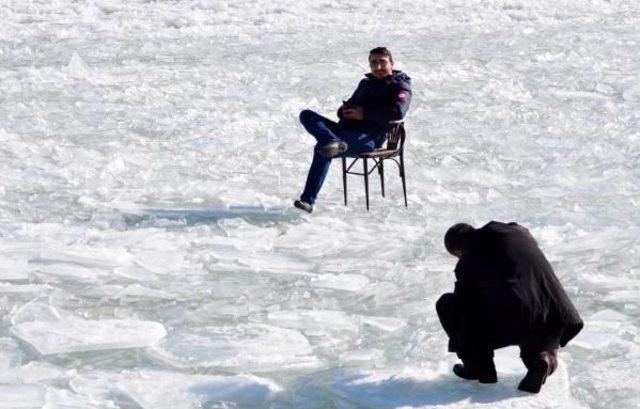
[318,141,348,158]
[453,362,497,383]
[518,357,549,393]
[294,199,313,213]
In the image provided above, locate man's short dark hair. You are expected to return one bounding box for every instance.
[369,47,393,62]
[444,223,475,255]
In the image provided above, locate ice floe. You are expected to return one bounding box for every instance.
[149,323,320,371]
[10,318,167,355]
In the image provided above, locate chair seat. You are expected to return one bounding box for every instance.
[357,148,400,158]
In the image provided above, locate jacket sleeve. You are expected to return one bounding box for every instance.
[337,80,366,120]
[362,82,412,124]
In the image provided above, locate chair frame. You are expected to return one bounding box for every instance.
[341,120,407,210]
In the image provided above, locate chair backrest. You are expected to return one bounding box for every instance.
[386,122,406,152]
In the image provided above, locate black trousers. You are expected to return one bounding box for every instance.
[436,293,561,371]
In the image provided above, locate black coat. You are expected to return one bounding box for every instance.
[453,221,583,348]
[337,70,412,145]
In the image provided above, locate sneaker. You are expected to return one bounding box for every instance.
[294,199,313,213]
[318,141,348,158]
[453,362,497,383]
[518,356,550,393]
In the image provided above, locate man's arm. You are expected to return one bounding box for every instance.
[337,81,365,120]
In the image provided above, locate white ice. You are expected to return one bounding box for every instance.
[10,318,167,355]
[69,370,281,409]
[1,0,639,407]
[321,348,579,409]
[0,385,45,409]
[149,323,321,372]
[0,255,29,282]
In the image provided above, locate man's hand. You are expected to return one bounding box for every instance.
[342,106,364,120]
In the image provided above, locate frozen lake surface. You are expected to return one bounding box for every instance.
[1,0,639,407]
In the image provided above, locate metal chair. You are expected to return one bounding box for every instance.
[341,120,407,210]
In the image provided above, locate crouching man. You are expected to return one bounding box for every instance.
[437,221,583,393]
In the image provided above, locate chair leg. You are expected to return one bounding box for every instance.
[363,158,370,211]
[400,153,407,207]
[379,159,385,198]
[342,156,348,206]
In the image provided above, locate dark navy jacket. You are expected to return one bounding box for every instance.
[338,70,412,146]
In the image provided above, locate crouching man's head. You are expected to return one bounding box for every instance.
[444,223,476,258]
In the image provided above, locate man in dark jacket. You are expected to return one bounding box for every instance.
[436,221,583,393]
[293,47,412,213]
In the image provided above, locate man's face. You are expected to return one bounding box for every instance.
[369,53,393,79]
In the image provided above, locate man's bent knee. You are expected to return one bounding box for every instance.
[299,109,317,124]
[436,293,455,316]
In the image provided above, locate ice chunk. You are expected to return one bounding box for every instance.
[29,263,110,284]
[0,385,45,408]
[0,283,51,295]
[263,310,406,337]
[67,52,90,79]
[0,338,23,369]
[31,247,133,270]
[165,15,195,29]
[87,284,174,301]
[70,370,280,409]
[266,309,360,333]
[604,290,640,303]
[323,348,577,408]
[132,249,186,276]
[572,329,615,350]
[623,81,640,102]
[94,1,120,15]
[0,361,67,384]
[363,316,407,332]
[8,301,62,325]
[150,324,320,372]
[10,319,167,355]
[340,348,385,365]
[143,373,280,409]
[578,273,639,291]
[43,387,104,409]
[309,273,370,292]
[590,309,628,323]
[572,311,624,350]
[0,255,28,281]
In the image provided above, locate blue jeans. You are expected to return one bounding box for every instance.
[299,109,377,204]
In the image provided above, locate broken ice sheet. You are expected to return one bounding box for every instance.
[31,247,134,270]
[262,310,406,335]
[28,263,111,285]
[8,301,62,326]
[86,284,175,301]
[0,361,68,384]
[0,283,51,295]
[149,323,321,372]
[43,387,104,409]
[0,338,23,369]
[363,316,408,332]
[70,369,281,409]
[571,309,632,351]
[323,348,577,409]
[339,348,386,365]
[0,385,45,409]
[0,255,28,281]
[265,309,361,333]
[309,273,371,292]
[10,318,167,355]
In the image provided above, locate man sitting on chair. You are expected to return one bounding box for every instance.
[294,47,412,213]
